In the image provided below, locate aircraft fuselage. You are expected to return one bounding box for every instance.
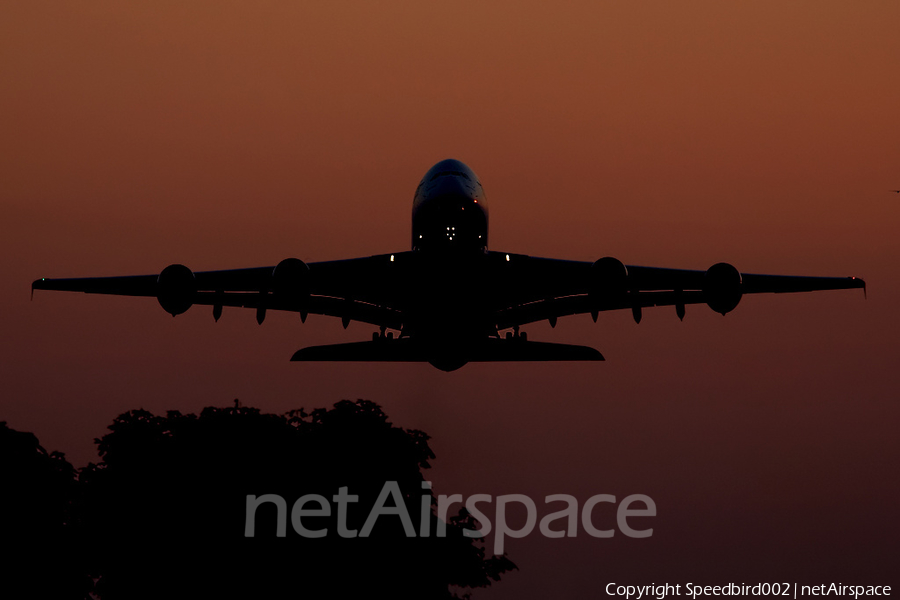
[406,160,495,369]
[412,159,488,255]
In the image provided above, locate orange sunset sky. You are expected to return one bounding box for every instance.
[2,1,899,596]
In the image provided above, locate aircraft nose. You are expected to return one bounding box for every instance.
[431,175,472,198]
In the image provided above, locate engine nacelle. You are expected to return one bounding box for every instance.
[704,262,742,315]
[157,264,196,316]
[590,257,629,305]
[271,258,310,303]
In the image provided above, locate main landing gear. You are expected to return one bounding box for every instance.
[503,326,527,342]
[372,326,395,341]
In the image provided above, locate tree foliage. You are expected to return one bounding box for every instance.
[69,399,514,599]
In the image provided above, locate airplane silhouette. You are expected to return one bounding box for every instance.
[33,159,866,371]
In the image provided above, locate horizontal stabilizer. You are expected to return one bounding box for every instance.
[292,339,426,362]
[291,338,604,363]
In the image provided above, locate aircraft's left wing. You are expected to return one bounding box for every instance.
[32,254,413,330]
[491,253,866,329]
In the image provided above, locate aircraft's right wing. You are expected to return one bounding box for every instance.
[32,253,416,330]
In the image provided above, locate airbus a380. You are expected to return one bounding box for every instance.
[33,159,866,371]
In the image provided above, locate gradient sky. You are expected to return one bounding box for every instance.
[2,1,899,596]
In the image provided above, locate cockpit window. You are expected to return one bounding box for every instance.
[429,170,471,182]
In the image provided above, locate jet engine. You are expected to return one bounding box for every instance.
[157,264,196,316]
[590,257,629,304]
[271,258,310,303]
[703,262,742,315]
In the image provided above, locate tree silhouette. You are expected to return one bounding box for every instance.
[0,422,91,599]
[78,400,515,599]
